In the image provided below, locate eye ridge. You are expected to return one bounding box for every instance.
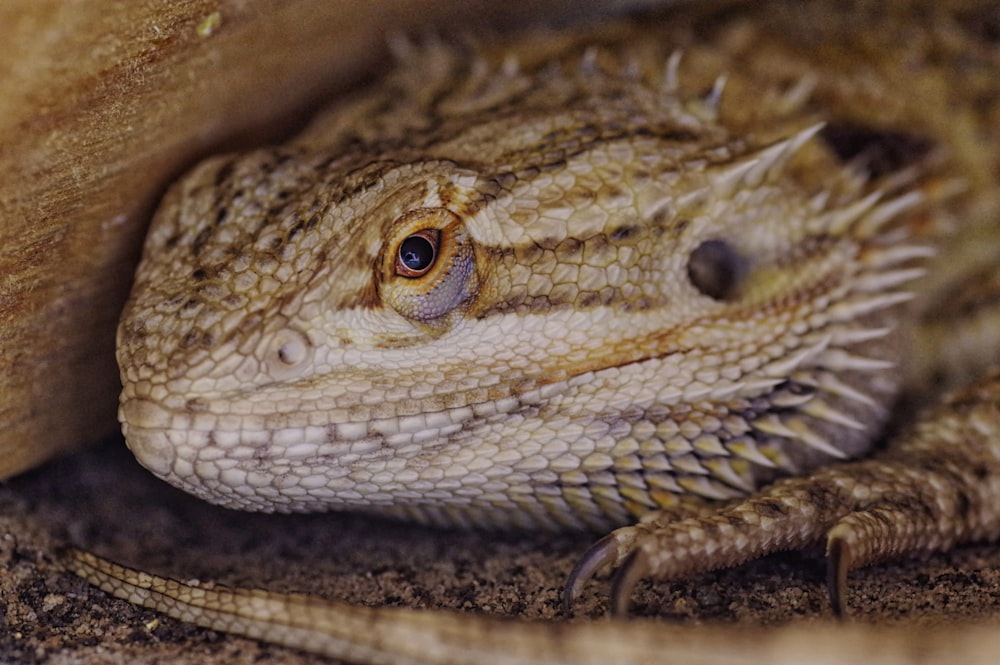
[395,229,441,278]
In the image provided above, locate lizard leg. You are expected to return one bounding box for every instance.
[825,503,964,617]
[568,369,1000,616]
[563,494,724,613]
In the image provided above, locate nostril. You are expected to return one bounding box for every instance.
[277,335,308,366]
[262,328,313,378]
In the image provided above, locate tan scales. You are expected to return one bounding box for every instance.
[64,0,1000,663]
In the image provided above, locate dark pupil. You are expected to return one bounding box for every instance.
[399,235,436,272]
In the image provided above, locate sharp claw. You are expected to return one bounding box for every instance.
[826,534,851,618]
[609,549,649,617]
[562,532,621,616]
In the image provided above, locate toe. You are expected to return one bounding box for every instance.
[564,527,639,615]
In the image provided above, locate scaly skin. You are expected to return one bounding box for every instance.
[65,0,1000,662]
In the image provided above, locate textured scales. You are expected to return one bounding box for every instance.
[68,0,1000,662]
[120,21,925,529]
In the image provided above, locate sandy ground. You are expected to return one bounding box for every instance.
[1,436,999,664]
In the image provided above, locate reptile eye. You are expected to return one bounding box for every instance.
[382,207,477,321]
[687,239,747,300]
[395,230,440,278]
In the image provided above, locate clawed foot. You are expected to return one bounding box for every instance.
[564,390,1000,619]
[564,525,649,617]
[564,504,853,618]
[565,494,735,616]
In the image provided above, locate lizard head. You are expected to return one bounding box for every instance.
[118,50,929,528]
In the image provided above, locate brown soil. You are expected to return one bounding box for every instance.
[2,438,998,664]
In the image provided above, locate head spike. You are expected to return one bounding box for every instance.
[703,458,756,493]
[787,419,849,458]
[777,73,817,114]
[711,124,825,196]
[856,190,924,237]
[754,415,848,459]
[799,399,866,430]
[726,437,778,468]
[810,190,831,212]
[829,291,915,320]
[769,389,815,408]
[863,243,937,268]
[739,377,786,395]
[851,268,926,293]
[677,475,744,500]
[752,415,799,439]
[744,123,825,186]
[817,348,896,372]
[825,191,882,235]
[662,50,683,92]
[710,157,762,198]
[762,334,831,378]
[675,185,711,210]
[814,372,882,410]
[829,326,893,346]
[704,74,728,113]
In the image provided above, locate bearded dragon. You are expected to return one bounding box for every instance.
[63,0,1000,663]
